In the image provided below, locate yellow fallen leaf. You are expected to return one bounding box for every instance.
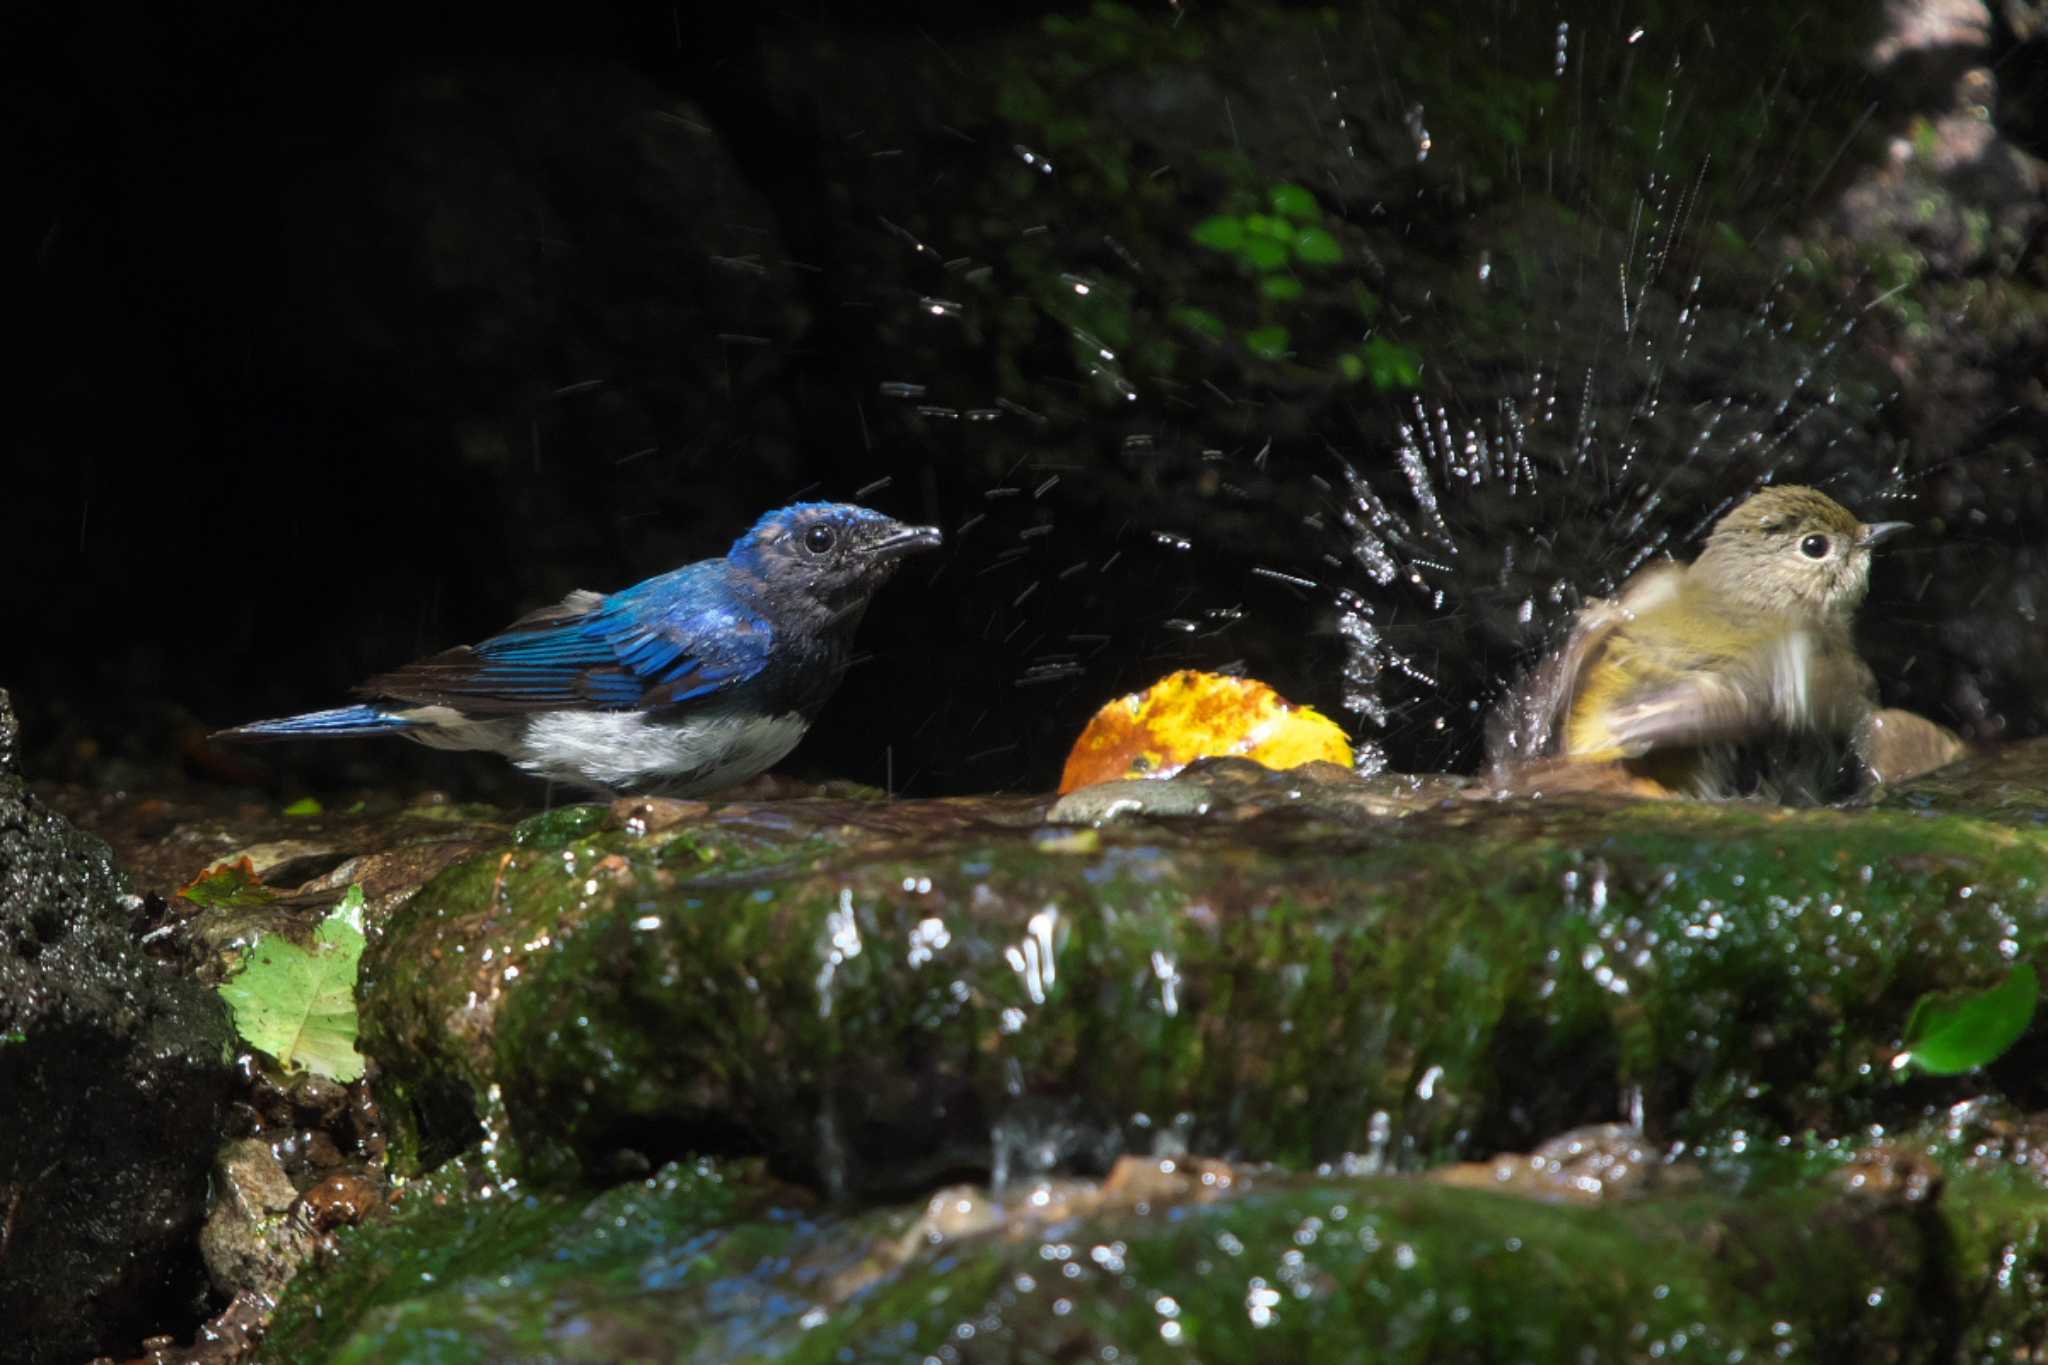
[1058,669,1353,794]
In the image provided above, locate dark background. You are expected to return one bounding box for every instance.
[9,0,2045,799]
[9,0,1296,800]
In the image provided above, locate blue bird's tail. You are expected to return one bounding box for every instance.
[214,704,418,741]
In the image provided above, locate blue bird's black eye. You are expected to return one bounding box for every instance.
[802,523,838,555]
[1800,534,1830,560]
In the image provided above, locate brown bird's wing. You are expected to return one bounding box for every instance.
[1596,627,1877,756]
[1486,564,1687,771]
[1595,667,1764,754]
[1524,564,1686,760]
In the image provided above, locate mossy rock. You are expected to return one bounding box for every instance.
[358,743,2048,1194]
[262,1141,2048,1363]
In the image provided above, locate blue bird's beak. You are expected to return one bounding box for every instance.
[863,521,944,560]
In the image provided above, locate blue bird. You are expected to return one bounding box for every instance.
[216,502,942,794]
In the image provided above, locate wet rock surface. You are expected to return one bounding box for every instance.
[198,1140,310,1305]
[0,690,237,1365]
[25,737,2048,1358]
[42,782,512,974]
[257,1145,1980,1362]
[351,744,2048,1198]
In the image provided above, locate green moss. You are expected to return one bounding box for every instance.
[258,1154,762,1363]
[328,755,2048,1352]
[511,805,609,850]
[263,1147,2048,1362]
[360,784,2048,1194]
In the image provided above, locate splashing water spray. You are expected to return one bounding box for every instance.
[856,6,1923,783]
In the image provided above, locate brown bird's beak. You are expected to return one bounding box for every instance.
[1858,520,1911,548]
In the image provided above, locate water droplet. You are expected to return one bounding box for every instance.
[1404,103,1431,162]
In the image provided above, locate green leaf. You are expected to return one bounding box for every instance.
[1242,214,1292,240]
[1240,238,1289,271]
[1169,305,1226,339]
[1268,182,1319,221]
[1291,225,1343,265]
[1714,221,1752,255]
[1897,963,2038,1076]
[1243,325,1291,360]
[179,857,279,910]
[218,886,368,1082]
[1190,216,1244,250]
[1337,352,1367,382]
[1043,115,1091,152]
[283,796,323,817]
[1365,335,1424,390]
[1260,276,1304,302]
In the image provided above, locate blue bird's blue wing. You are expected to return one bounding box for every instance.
[358,569,775,715]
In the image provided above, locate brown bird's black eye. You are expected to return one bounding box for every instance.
[802,523,838,555]
[1800,533,1830,559]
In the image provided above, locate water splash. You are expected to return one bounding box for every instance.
[1323,146,1913,772]
[842,5,1936,786]
[816,888,864,1019]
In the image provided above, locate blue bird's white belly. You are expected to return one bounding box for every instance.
[399,705,811,795]
[521,709,811,793]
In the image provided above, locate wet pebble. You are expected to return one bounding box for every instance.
[1044,779,1214,826]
